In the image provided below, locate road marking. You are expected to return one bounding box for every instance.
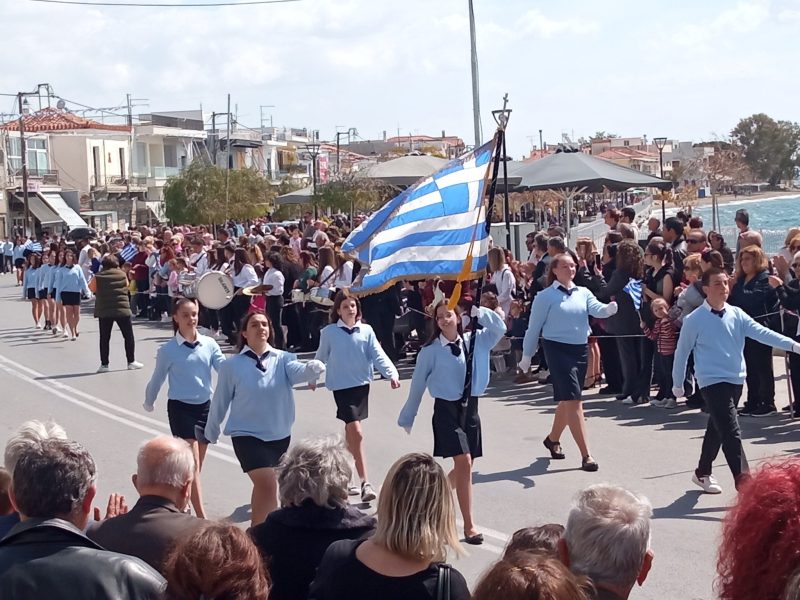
[0,353,511,551]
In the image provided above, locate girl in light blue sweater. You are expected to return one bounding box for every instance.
[22,253,42,328]
[316,293,399,503]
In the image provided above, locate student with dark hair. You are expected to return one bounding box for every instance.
[473,551,591,600]
[673,268,800,494]
[661,217,687,281]
[503,523,565,558]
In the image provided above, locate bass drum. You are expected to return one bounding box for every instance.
[309,286,336,307]
[186,271,235,310]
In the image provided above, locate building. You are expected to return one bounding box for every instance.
[591,136,674,179]
[341,131,466,160]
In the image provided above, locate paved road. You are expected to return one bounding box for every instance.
[1,276,798,599]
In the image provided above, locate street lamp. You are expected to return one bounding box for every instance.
[653,136,668,223]
[305,142,321,219]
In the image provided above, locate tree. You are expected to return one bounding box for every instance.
[589,131,618,142]
[731,113,800,186]
[164,162,276,225]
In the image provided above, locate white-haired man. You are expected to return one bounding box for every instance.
[88,435,204,572]
[559,483,654,600]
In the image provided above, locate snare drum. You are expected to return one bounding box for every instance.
[309,286,336,307]
[291,289,308,304]
[185,271,235,310]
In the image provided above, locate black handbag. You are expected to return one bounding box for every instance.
[436,563,451,600]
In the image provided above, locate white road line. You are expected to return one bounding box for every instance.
[0,353,511,551]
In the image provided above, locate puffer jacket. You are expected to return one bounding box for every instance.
[93,267,132,319]
[0,518,164,600]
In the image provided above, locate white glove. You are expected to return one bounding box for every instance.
[143,403,154,413]
[306,359,326,375]
[672,386,685,399]
[471,305,481,319]
[792,343,800,355]
[607,301,618,315]
[518,355,532,373]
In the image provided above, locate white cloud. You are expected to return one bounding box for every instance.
[519,8,600,37]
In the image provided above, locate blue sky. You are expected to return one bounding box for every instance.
[1,0,798,157]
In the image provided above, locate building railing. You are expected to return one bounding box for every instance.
[11,169,59,185]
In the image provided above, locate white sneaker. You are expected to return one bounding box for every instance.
[70,335,76,341]
[96,365,110,373]
[62,331,70,339]
[361,482,377,503]
[692,473,723,494]
[661,398,678,409]
[127,361,144,370]
[622,396,637,405]
[347,485,360,496]
[34,324,42,329]
[537,369,550,383]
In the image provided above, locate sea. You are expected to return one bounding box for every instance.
[691,194,800,254]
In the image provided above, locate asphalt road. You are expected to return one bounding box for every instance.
[1,275,798,599]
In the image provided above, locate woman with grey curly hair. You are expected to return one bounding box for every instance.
[248,437,375,600]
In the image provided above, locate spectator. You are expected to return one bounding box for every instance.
[94,255,142,372]
[717,459,800,600]
[0,469,15,539]
[661,217,687,282]
[4,419,67,474]
[686,229,709,254]
[734,208,750,254]
[739,230,762,249]
[559,483,653,600]
[708,231,735,274]
[473,551,591,600]
[503,523,565,558]
[88,436,204,572]
[688,215,703,229]
[769,263,800,414]
[604,208,621,231]
[249,437,376,600]
[163,521,269,600]
[308,452,470,599]
[646,217,661,241]
[620,206,638,240]
[0,439,164,598]
[617,223,636,241]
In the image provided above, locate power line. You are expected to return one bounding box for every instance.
[28,0,300,6]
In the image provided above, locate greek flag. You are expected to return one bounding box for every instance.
[119,242,138,263]
[624,278,643,311]
[343,137,497,296]
[24,240,43,254]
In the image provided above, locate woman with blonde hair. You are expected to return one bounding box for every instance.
[308,453,470,599]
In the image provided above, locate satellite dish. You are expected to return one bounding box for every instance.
[56,99,66,110]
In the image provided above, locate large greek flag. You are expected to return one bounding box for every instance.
[343,137,498,296]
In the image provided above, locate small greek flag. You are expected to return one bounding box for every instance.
[25,240,43,253]
[119,243,138,263]
[342,137,497,296]
[624,278,643,310]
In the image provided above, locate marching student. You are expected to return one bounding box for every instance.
[315,293,400,503]
[12,238,25,286]
[204,310,325,527]
[57,249,91,341]
[22,253,42,329]
[48,250,66,336]
[398,300,506,545]
[519,253,617,472]
[37,250,53,330]
[144,297,226,518]
[673,267,800,495]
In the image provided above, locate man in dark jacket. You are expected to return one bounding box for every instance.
[0,438,164,599]
[88,436,204,573]
[662,217,688,282]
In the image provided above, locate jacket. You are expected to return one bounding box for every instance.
[0,518,165,600]
[93,267,132,319]
[775,279,800,339]
[249,500,376,600]
[729,270,778,327]
[588,268,642,335]
[87,495,205,573]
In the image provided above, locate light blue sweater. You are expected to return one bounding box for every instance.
[315,321,398,391]
[398,307,506,429]
[12,246,24,261]
[522,282,617,358]
[145,334,226,408]
[56,265,90,300]
[673,302,799,389]
[204,346,319,443]
[22,266,40,293]
[37,264,52,291]
[49,265,65,293]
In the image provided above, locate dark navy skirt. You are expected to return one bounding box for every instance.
[432,396,482,459]
[542,339,588,401]
[333,384,370,423]
[232,435,291,473]
[168,399,210,440]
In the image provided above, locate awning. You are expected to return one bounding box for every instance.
[14,193,62,225]
[40,192,88,229]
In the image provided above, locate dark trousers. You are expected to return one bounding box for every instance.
[617,337,642,398]
[2,256,11,273]
[98,316,135,366]
[266,295,285,349]
[743,338,776,409]
[598,335,623,392]
[789,351,800,409]
[653,353,674,398]
[221,294,251,343]
[135,279,149,315]
[698,383,748,478]
[636,338,656,398]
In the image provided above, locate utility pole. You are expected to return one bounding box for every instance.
[17,93,31,237]
[539,129,543,154]
[126,93,136,228]
[468,0,482,147]
[224,94,232,224]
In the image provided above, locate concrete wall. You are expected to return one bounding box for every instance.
[47,135,90,195]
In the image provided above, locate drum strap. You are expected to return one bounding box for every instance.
[318,264,343,289]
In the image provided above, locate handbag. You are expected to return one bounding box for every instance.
[88,276,97,294]
[436,563,451,600]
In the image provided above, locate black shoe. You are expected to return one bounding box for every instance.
[543,437,565,459]
[464,533,484,545]
[781,405,800,413]
[615,395,627,401]
[738,405,756,416]
[751,405,778,418]
[599,386,621,395]
[582,456,599,472]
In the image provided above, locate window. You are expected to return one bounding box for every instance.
[7,136,48,175]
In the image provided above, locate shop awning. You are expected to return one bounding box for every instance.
[40,192,88,229]
[15,193,62,225]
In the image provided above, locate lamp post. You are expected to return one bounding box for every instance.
[653,137,668,223]
[305,142,320,219]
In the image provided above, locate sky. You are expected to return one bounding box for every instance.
[2,0,800,158]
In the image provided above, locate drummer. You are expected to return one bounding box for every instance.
[221,247,259,346]
[189,238,210,275]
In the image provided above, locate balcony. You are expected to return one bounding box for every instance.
[11,169,59,186]
[91,175,148,191]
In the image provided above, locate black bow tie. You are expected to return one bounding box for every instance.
[244,349,269,372]
[711,308,726,318]
[183,341,200,349]
[447,341,462,357]
[340,326,359,335]
[558,285,575,296]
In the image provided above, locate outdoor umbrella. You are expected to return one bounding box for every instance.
[275,185,315,205]
[356,154,450,187]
